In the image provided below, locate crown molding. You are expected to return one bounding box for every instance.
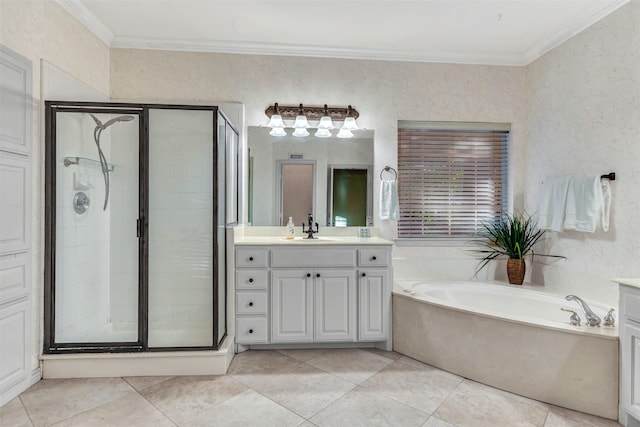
[522,0,630,65]
[111,36,527,66]
[55,0,114,46]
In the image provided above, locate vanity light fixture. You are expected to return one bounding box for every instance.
[265,103,360,138]
[292,104,310,137]
[267,102,286,136]
[337,106,359,138]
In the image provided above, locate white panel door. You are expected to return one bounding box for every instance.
[0,154,31,255]
[271,270,313,342]
[358,269,389,341]
[314,270,356,341]
[0,45,32,155]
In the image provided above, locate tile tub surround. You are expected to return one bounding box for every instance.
[393,291,619,420]
[1,348,622,427]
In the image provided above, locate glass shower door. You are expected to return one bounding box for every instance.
[147,108,216,348]
[52,109,140,344]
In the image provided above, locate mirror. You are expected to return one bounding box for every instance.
[248,126,374,226]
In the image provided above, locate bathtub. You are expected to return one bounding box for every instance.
[393,281,619,420]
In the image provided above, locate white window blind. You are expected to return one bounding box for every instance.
[397,121,510,239]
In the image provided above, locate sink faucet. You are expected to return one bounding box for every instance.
[302,213,319,239]
[565,295,601,327]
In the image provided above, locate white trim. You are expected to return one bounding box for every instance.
[54,0,114,46]
[522,0,630,64]
[30,367,41,386]
[111,37,528,66]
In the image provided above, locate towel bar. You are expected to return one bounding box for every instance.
[600,172,615,181]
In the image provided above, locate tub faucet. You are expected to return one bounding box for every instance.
[565,295,601,327]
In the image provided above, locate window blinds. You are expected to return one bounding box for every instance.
[397,122,509,238]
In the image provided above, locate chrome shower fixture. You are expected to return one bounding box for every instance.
[89,113,134,210]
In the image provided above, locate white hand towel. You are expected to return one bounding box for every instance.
[379,179,399,221]
[538,176,570,232]
[564,174,610,232]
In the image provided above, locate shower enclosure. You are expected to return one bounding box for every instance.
[44,101,237,352]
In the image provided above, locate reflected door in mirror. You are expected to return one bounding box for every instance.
[330,168,368,226]
[280,162,314,226]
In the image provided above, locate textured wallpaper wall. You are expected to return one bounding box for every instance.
[525,0,640,305]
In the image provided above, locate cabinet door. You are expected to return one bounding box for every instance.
[358,268,389,341]
[314,270,356,341]
[271,270,313,342]
[622,321,640,420]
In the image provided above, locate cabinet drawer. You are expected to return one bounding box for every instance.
[358,248,390,267]
[236,270,268,290]
[236,248,268,268]
[271,248,356,268]
[622,287,640,323]
[236,291,268,315]
[236,317,268,343]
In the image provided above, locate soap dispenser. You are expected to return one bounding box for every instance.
[286,217,295,240]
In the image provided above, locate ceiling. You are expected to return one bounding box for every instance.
[57,0,629,66]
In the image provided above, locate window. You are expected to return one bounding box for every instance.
[397,121,510,240]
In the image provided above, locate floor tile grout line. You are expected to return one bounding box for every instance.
[243,385,315,423]
[427,373,467,425]
[354,382,432,423]
[126,377,179,427]
[17,395,36,427]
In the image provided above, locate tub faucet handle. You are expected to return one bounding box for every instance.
[603,308,615,327]
[560,307,581,326]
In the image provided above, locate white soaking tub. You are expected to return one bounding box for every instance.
[392,281,619,420]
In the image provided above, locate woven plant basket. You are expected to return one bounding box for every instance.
[506,258,526,285]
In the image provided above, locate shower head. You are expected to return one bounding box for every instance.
[89,113,134,130]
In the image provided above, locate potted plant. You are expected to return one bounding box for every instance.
[469,213,564,285]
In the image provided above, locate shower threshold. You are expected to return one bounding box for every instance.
[40,335,235,379]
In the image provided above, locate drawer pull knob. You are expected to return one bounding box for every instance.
[362,272,367,277]
[307,273,311,277]
[249,256,254,261]
[316,273,321,278]
[248,302,254,307]
[372,256,377,261]
[249,278,254,283]
[249,329,254,334]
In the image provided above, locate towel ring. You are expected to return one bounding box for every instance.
[380,166,397,180]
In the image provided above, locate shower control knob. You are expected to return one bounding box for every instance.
[249,278,254,283]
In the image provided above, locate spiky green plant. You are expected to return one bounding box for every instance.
[469,213,565,275]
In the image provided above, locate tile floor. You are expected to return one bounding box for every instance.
[1,348,622,427]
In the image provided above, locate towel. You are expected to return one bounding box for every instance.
[379,179,399,221]
[538,176,570,232]
[564,174,611,232]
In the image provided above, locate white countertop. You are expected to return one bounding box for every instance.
[234,235,394,246]
[614,278,640,290]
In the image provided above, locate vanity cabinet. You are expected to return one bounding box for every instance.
[235,242,391,350]
[620,282,640,426]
